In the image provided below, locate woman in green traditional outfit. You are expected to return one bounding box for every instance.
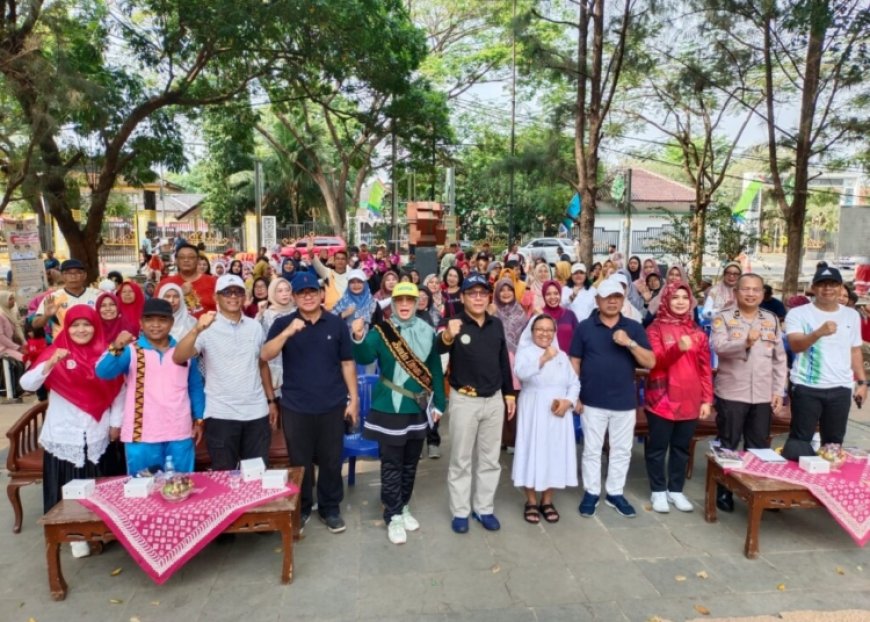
[351,282,446,545]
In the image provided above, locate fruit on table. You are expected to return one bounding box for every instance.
[162,475,193,498]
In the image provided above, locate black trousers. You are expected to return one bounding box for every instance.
[282,406,345,518]
[644,411,697,493]
[204,416,271,471]
[715,397,772,450]
[380,438,424,522]
[788,384,852,446]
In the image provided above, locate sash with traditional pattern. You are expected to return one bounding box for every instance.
[373,320,433,394]
[132,346,146,442]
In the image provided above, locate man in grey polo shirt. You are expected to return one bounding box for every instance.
[173,274,279,469]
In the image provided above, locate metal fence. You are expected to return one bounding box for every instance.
[630,224,674,254]
[592,228,620,254]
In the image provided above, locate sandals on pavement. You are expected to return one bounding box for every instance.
[523,502,541,524]
[539,503,560,523]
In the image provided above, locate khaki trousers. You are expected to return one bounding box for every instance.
[447,391,505,517]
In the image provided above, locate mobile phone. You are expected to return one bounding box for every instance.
[855,395,864,409]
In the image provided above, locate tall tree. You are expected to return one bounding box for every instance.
[627,39,760,283]
[700,0,870,295]
[522,0,660,267]
[0,0,431,278]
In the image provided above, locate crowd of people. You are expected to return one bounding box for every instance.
[3,235,868,551]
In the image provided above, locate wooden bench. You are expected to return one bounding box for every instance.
[5,400,291,533]
[704,455,819,559]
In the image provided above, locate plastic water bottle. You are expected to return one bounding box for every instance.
[811,433,821,453]
[164,455,176,479]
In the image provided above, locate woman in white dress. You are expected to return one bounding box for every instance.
[512,314,581,524]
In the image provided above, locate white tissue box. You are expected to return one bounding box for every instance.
[799,456,831,474]
[124,477,154,498]
[240,457,266,482]
[62,479,95,500]
[261,469,288,490]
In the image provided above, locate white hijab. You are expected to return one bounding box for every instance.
[157,283,197,343]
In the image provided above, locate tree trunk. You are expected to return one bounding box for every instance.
[576,186,597,268]
[782,199,807,298]
[690,203,708,286]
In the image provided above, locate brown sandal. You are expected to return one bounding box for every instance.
[523,502,541,524]
[539,503,560,523]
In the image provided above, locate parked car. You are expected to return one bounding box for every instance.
[518,237,577,265]
[836,256,858,270]
[283,236,347,258]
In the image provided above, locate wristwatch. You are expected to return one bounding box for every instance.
[627,340,637,349]
[857,380,867,386]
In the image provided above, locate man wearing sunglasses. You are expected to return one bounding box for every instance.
[173,274,278,472]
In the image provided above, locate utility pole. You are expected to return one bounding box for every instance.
[507,0,517,247]
[391,130,399,254]
[623,168,632,258]
[254,160,264,251]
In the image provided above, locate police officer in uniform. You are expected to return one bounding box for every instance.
[710,273,787,511]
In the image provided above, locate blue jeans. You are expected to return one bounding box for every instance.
[125,438,195,475]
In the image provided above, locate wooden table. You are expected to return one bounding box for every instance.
[39,467,304,601]
[704,455,820,559]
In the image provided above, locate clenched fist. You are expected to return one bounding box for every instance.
[196,311,217,332]
[446,319,463,339]
[113,331,136,350]
[678,335,693,352]
[816,321,837,337]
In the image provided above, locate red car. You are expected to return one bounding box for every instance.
[282,236,347,258]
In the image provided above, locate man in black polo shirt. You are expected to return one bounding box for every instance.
[438,273,515,534]
[570,278,655,519]
[261,271,359,534]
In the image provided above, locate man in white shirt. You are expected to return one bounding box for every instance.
[783,267,867,459]
[173,274,279,469]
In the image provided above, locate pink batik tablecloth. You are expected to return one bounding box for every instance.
[78,472,299,584]
[727,454,870,546]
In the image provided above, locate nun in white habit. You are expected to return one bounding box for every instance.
[512,314,581,524]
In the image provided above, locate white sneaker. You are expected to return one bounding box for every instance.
[650,491,670,513]
[667,491,693,512]
[387,516,407,545]
[70,541,91,558]
[401,505,420,531]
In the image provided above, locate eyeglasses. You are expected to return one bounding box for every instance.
[463,290,489,299]
[218,289,245,298]
[295,289,320,298]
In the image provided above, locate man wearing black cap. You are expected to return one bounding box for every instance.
[96,298,205,474]
[33,259,101,337]
[438,272,515,534]
[783,266,867,459]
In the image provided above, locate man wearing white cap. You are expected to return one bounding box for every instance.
[173,274,278,470]
[561,263,597,321]
[570,279,655,519]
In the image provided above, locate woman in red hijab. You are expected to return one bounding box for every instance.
[20,305,125,552]
[643,282,713,515]
[117,281,145,336]
[96,291,125,344]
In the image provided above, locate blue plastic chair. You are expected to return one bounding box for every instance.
[342,374,380,486]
